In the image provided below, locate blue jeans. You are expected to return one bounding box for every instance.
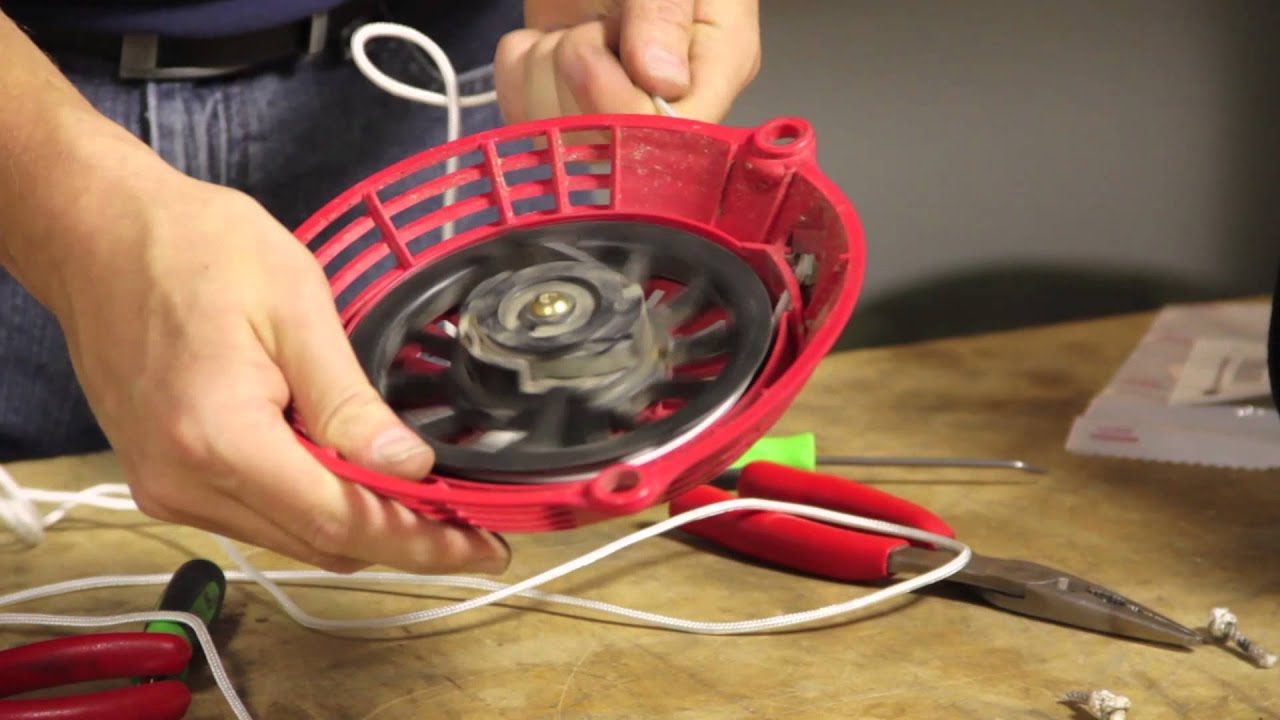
[0,4,520,461]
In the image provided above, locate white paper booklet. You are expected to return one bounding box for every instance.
[1065,300,1279,471]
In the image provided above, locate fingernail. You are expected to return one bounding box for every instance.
[474,530,511,574]
[644,46,690,88]
[371,426,431,464]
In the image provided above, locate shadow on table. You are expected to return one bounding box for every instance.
[657,519,1205,656]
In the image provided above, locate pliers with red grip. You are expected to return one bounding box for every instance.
[0,632,192,720]
[0,558,226,720]
[670,461,1202,647]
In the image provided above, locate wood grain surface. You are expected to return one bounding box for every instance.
[3,308,1278,719]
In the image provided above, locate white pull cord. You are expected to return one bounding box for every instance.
[0,467,134,546]
[349,22,487,239]
[2,463,971,719]
[346,22,673,241]
[349,21,680,124]
[0,23,970,720]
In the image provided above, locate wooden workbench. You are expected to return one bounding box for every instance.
[3,308,1278,719]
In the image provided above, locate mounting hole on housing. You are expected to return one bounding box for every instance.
[751,118,815,159]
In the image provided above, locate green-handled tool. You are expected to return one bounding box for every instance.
[139,558,227,683]
[732,432,1046,474]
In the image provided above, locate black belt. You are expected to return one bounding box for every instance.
[20,0,379,81]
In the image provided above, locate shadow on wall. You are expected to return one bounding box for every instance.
[1218,2,1280,282]
[831,0,1280,352]
[833,263,1231,351]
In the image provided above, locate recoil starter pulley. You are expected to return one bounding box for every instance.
[290,114,866,532]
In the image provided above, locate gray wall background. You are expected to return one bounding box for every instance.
[725,1,1279,347]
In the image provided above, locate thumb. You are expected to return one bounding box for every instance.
[305,378,437,480]
[269,276,435,480]
[617,0,694,99]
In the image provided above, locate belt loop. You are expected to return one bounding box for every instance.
[306,12,330,56]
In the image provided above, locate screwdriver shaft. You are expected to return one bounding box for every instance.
[817,456,1047,474]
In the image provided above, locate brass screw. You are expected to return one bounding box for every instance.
[528,290,574,320]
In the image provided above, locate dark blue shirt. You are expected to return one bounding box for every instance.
[1,1,349,37]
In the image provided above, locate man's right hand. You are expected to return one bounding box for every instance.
[0,12,510,575]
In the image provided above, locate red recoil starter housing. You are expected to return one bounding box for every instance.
[290,113,866,533]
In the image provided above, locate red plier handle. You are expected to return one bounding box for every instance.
[669,462,955,582]
[0,632,193,720]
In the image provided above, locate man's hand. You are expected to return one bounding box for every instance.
[494,0,760,124]
[56,163,512,575]
[0,11,509,574]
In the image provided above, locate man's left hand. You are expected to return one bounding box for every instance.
[494,0,760,124]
